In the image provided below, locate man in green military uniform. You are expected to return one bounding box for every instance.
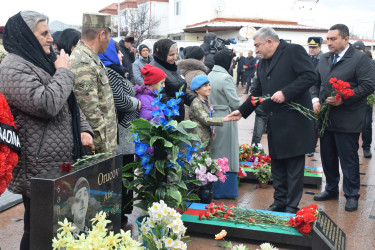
[70,13,117,153]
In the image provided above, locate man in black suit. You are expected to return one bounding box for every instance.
[230,27,316,213]
[311,24,375,212]
[234,52,245,86]
[243,50,257,94]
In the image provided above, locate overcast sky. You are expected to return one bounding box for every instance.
[0,0,374,39]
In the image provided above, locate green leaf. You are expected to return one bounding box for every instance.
[166,120,178,128]
[176,180,187,190]
[155,187,166,200]
[184,193,200,201]
[171,146,178,163]
[176,126,189,136]
[130,118,152,129]
[150,136,164,147]
[122,173,134,178]
[221,241,233,248]
[178,120,198,129]
[185,179,203,185]
[122,162,139,172]
[155,160,165,175]
[167,189,182,206]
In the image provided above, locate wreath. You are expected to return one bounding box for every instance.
[0,93,20,196]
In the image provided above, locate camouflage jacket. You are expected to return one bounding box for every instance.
[188,97,223,151]
[70,41,117,153]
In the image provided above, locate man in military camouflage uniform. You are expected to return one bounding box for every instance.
[70,13,117,153]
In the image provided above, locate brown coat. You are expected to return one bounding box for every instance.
[0,54,92,197]
[177,58,209,120]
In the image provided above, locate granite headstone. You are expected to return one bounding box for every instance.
[30,153,123,250]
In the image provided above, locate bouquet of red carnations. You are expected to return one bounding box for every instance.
[316,78,354,135]
[288,204,319,236]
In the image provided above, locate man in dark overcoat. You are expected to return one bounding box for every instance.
[311,24,375,212]
[234,52,245,86]
[230,27,316,213]
[243,50,257,93]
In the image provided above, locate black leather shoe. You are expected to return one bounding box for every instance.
[314,191,339,201]
[285,207,300,214]
[267,204,286,212]
[345,198,358,212]
[364,148,372,158]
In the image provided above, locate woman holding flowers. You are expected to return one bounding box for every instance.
[208,48,241,199]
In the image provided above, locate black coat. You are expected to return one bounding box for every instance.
[150,59,195,122]
[234,56,245,73]
[239,40,316,159]
[311,45,375,133]
[243,56,257,78]
[119,41,135,81]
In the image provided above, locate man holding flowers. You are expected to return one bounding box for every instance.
[311,24,375,212]
[229,27,316,213]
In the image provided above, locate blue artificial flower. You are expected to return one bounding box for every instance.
[140,154,151,165]
[151,97,161,106]
[186,152,192,162]
[158,103,168,111]
[172,105,180,116]
[163,108,172,117]
[160,117,169,127]
[167,98,178,108]
[143,163,154,177]
[154,89,158,95]
[151,109,162,118]
[166,162,174,168]
[132,133,140,144]
[135,142,148,156]
[177,160,183,169]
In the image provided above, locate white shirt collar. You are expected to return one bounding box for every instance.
[335,44,349,63]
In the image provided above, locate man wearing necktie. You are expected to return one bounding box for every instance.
[311,24,375,212]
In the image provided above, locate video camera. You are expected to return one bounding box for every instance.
[209,37,237,54]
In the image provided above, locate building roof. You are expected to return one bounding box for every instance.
[184,18,328,33]
[137,0,169,4]
[99,0,138,15]
[99,3,119,15]
[120,0,138,9]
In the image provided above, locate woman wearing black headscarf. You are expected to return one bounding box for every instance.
[150,38,195,122]
[208,48,240,199]
[0,11,93,249]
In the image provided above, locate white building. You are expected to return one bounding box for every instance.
[99,0,329,50]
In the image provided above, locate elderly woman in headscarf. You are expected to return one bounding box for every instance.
[0,11,93,249]
[208,48,240,199]
[150,38,195,122]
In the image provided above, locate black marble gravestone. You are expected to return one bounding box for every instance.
[312,211,346,250]
[30,153,123,250]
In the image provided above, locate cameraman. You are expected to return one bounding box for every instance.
[200,32,217,72]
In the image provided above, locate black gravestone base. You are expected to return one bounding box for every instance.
[30,154,124,250]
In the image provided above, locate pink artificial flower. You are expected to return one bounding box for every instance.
[207,173,218,182]
[219,174,226,183]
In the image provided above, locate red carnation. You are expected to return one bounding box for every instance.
[60,163,72,172]
[341,89,354,99]
[335,94,341,101]
[251,100,256,106]
[329,78,337,84]
[254,64,258,67]
[259,98,263,103]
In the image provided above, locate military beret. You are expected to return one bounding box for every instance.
[307,37,323,47]
[353,41,366,51]
[191,75,210,91]
[82,13,116,32]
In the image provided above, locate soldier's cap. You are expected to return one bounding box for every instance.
[82,13,116,33]
[353,41,366,51]
[307,37,323,47]
[191,75,210,91]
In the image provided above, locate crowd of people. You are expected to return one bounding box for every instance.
[1,9,375,249]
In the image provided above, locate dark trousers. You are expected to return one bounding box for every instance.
[244,75,253,93]
[362,105,373,149]
[271,155,305,210]
[236,72,244,86]
[251,114,268,145]
[20,195,30,250]
[320,131,360,198]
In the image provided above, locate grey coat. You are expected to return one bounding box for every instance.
[132,55,153,86]
[0,53,92,197]
[208,65,241,172]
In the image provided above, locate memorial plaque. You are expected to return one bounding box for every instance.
[30,154,124,250]
[312,211,346,250]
